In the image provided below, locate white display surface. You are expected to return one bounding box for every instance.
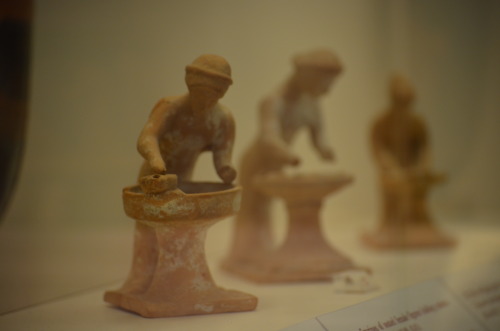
[443,262,500,330]
[1,220,499,330]
[285,262,500,331]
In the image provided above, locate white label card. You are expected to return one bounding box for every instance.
[442,262,500,330]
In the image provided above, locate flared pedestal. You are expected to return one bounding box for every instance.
[364,172,455,249]
[224,172,360,283]
[104,176,257,317]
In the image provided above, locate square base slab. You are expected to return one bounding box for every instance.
[104,287,257,318]
[222,256,358,283]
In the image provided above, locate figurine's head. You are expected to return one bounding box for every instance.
[390,74,415,109]
[292,49,342,96]
[185,54,233,107]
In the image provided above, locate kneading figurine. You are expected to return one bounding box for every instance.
[228,49,341,261]
[223,49,360,281]
[104,54,257,317]
[363,74,454,249]
[137,54,236,183]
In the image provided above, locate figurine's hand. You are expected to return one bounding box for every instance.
[265,140,300,167]
[319,147,335,162]
[218,165,237,184]
[149,157,166,174]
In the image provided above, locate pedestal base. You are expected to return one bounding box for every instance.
[264,245,356,282]
[362,225,456,249]
[222,245,356,283]
[223,172,361,283]
[105,179,257,317]
[104,287,257,318]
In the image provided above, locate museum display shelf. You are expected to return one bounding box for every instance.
[1,213,498,330]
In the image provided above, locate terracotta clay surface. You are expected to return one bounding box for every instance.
[363,74,455,249]
[137,54,236,183]
[228,172,359,282]
[104,55,257,317]
[104,175,256,317]
[223,49,361,282]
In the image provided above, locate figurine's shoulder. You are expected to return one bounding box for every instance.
[372,110,390,127]
[155,94,186,107]
[371,111,395,141]
[214,103,235,122]
[411,112,427,125]
[216,102,231,114]
[410,113,428,136]
[150,95,186,115]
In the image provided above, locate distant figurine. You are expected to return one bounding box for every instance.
[223,49,361,282]
[137,54,236,183]
[104,54,257,317]
[363,74,454,249]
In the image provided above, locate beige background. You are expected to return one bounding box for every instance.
[1,0,499,325]
[6,0,500,230]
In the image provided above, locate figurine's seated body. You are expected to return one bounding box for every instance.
[371,75,445,228]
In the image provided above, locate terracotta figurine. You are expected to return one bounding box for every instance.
[223,49,361,282]
[137,54,236,183]
[363,74,454,249]
[104,54,257,317]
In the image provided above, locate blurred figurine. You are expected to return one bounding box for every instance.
[104,54,257,317]
[363,74,454,249]
[223,49,360,282]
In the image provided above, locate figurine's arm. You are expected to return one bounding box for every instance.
[372,144,409,189]
[370,119,403,176]
[258,97,300,165]
[412,116,431,174]
[137,99,171,174]
[374,148,402,173]
[309,105,335,162]
[212,106,237,184]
